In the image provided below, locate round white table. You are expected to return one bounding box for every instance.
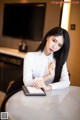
[5,86,80,120]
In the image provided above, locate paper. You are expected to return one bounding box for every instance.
[27,87,44,94]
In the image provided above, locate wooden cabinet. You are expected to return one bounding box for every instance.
[0,47,26,92]
[0,57,23,92]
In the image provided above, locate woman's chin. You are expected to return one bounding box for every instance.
[49,50,54,54]
[48,51,52,55]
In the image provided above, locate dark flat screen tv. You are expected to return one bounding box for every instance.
[2,3,46,41]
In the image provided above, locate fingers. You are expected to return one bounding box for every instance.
[48,62,55,70]
[33,80,43,88]
[48,61,55,78]
[33,79,45,89]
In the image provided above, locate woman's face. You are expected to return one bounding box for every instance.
[44,35,64,55]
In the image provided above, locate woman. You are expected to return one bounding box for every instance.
[23,27,70,90]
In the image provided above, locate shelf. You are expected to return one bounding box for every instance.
[0,47,26,59]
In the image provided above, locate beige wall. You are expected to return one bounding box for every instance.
[0,0,61,51]
[67,4,80,86]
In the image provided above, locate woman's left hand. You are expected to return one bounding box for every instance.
[33,79,52,91]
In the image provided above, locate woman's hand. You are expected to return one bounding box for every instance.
[42,62,55,82]
[48,62,55,78]
[33,79,52,91]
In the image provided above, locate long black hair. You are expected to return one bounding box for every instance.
[36,27,70,83]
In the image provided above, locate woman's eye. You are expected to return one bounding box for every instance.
[58,44,62,48]
[52,39,56,42]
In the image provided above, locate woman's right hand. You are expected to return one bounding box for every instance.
[48,61,55,78]
[42,62,56,82]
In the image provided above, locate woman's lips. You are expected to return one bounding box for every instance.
[49,48,53,52]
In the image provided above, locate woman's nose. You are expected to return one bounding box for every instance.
[53,43,57,49]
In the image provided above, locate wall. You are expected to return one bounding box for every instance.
[0,0,61,51]
[67,3,80,86]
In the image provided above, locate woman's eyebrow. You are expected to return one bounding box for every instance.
[53,38,57,41]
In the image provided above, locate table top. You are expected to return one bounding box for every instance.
[0,47,26,58]
[5,86,80,120]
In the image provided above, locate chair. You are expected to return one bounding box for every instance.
[6,76,23,95]
[0,91,6,107]
[1,76,24,112]
[1,90,22,112]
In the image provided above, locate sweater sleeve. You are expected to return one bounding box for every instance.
[23,53,43,86]
[50,63,70,90]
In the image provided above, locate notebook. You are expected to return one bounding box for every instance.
[22,86,46,96]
